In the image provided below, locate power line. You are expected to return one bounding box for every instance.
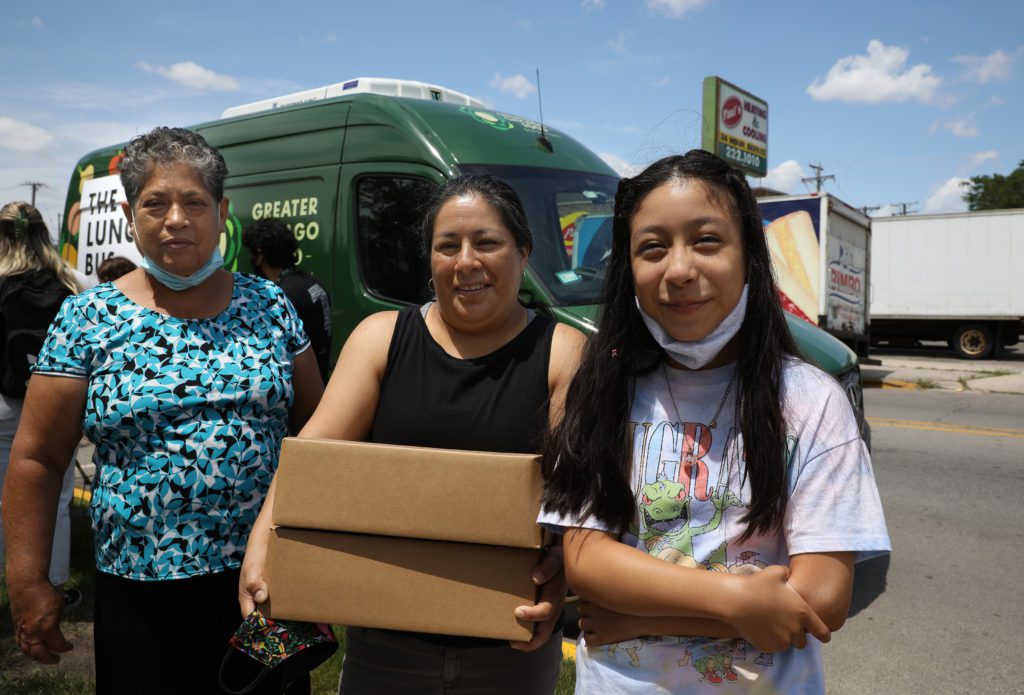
[801,163,835,193]
[20,181,48,206]
[891,201,918,216]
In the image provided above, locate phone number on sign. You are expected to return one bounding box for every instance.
[723,146,761,169]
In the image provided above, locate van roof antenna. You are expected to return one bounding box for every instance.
[535,68,553,153]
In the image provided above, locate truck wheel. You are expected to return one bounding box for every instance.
[951,324,994,359]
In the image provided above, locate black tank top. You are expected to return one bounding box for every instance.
[369,304,556,647]
[372,305,555,454]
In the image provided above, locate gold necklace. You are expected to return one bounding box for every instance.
[661,360,737,440]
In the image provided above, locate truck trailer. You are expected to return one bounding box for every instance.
[757,193,872,357]
[870,208,1024,359]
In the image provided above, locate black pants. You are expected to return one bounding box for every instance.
[339,626,563,695]
[94,568,310,695]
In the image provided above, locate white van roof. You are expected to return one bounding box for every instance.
[221,77,484,118]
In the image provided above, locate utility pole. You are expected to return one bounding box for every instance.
[801,163,835,193]
[20,181,47,206]
[891,202,918,216]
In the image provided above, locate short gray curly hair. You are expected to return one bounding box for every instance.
[118,126,228,207]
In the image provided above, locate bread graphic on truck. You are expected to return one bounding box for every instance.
[764,211,819,324]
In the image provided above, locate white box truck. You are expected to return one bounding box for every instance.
[870,208,1024,359]
[757,193,872,357]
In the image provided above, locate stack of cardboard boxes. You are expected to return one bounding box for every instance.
[264,438,549,641]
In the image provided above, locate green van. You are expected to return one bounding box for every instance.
[58,78,866,436]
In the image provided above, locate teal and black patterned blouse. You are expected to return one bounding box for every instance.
[34,273,309,580]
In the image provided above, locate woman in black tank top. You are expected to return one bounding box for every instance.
[241,175,584,694]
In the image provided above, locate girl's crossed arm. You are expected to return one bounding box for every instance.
[564,528,844,653]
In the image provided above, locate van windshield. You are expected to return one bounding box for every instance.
[459,164,619,306]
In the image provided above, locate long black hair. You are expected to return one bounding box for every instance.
[542,149,799,540]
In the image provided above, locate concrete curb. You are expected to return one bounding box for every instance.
[863,378,921,390]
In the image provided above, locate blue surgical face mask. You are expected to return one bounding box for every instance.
[139,246,225,291]
[636,284,749,369]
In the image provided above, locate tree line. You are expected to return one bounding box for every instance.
[962,160,1024,211]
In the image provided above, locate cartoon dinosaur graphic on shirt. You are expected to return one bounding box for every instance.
[633,479,744,567]
[695,651,740,685]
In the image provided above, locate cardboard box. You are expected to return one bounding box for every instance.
[272,438,545,548]
[264,527,538,641]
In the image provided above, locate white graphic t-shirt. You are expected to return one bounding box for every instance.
[540,358,891,694]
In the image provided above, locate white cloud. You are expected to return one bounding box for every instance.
[967,150,998,169]
[607,30,630,55]
[931,117,978,137]
[600,152,644,177]
[652,74,672,88]
[137,61,240,92]
[582,0,606,12]
[0,117,55,153]
[759,160,805,194]
[489,73,536,99]
[646,0,708,18]
[16,16,43,28]
[923,177,969,214]
[807,40,942,104]
[952,49,1018,83]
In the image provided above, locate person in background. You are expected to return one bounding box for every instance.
[2,127,323,694]
[540,150,890,693]
[243,218,333,382]
[241,175,584,694]
[95,256,137,283]
[0,201,83,611]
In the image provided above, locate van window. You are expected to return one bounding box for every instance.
[460,164,618,306]
[356,176,437,304]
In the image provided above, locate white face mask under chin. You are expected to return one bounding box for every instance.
[636,284,749,369]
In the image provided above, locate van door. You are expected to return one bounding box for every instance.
[333,164,444,342]
[222,164,339,306]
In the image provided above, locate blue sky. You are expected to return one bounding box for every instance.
[3,0,1022,231]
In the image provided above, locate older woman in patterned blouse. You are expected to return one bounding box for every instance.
[2,127,323,694]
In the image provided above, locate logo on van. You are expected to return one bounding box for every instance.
[221,202,243,271]
[459,107,513,131]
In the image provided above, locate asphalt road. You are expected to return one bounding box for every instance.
[824,388,1024,693]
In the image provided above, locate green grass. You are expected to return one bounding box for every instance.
[3,513,579,694]
[0,667,95,695]
[309,626,345,693]
[556,656,577,694]
[1,510,97,695]
[914,378,937,389]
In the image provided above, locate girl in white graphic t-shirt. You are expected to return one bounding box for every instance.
[539,150,890,693]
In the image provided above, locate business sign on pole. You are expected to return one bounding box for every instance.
[701,76,768,177]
